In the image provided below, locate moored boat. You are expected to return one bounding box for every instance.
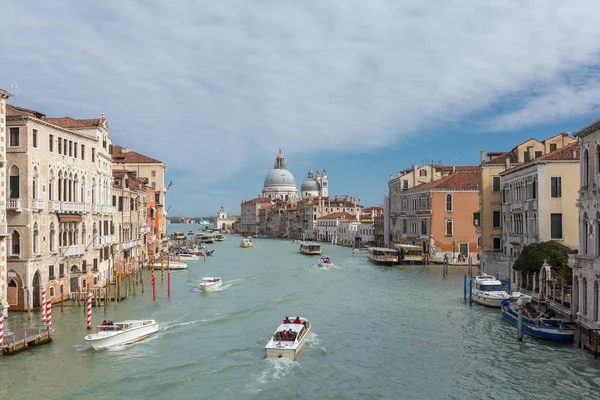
[300,242,321,255]
[500,298,575,342]
[318,257,333,267]
[352,247,369,254]
[176,252,200,261]
[240,238,253,248]
[265,317,311,359]
[367,247,398,265]
[199,277,223,292]
[147,260,188,270]
[84,319,159,350]
[472,275,510,307]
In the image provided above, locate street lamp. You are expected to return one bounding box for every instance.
[452,236,456,261]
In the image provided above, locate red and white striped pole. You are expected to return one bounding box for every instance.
[46,297,53,331]
[86,292,92,330]
[0,304,4,354]
[41,288,47,325]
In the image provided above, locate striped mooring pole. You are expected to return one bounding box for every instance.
[41,288,47,325]
[86,292,93,330]
[46,297,53,331]
[0,304,4,354]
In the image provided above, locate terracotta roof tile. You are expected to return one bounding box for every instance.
[44,117,104,129]
[406,170,479,192]
[112,145,163,164]
[535,142,579,161]
[6,104,45,118]
[243,197,272,205]
[482,151,517,165]
[435,165,480,172]
[319,212,357,220]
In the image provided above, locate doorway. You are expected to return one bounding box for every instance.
[32,270,41,308]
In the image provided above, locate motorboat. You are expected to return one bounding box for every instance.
[367,248,398,265]
[265,317,311,359]
[84,319,159,350]
[352,248,369,254]
[214,234,225,241]
[299,242,321,255]
[500,298,575,342]
[148,260,188,270]
[199,277,222,292]
[471,275,510,307]
[240,238,253,248]
[318,257,333,267]
[176,252,200,261]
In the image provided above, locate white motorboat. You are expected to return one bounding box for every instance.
[148,260,188,270]
[240,238,253,248]
[352,248,368,254]
[176,252,200,261]
[213,234,225,241]
[318,257,334,267]
[84,319,159,350]
[265,317,311,359]
[300,242,321,255]
[472,275,510,307]
[199,277,223,292]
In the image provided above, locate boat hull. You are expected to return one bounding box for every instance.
[177,254,200,261]
[85,323,159,350]
[148,262,188,270]
[472,294,509,308]
[265,324,311,359]
[301,250,321,255]
[200,281,222,292]
[367,257,398,265]
[500,300,575,342]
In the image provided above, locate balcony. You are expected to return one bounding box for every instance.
[0,222,7,236]
[84,204,92,212]
[140,226,151,234]
[103,205,116,214]
[123,211,130,217]
[100,235,115,245]
[119,239,140,251]
[32,199,45,211]
[150,235,157,243]
[7,198,21,212]
[50,200,61,211]
[60,244,85,257]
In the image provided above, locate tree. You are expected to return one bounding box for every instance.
[513,241,572,284]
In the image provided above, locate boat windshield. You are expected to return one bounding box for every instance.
[479,284,504,292]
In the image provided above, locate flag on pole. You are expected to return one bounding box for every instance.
[166,180,173,190]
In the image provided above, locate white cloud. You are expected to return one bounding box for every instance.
[3,0,600,213]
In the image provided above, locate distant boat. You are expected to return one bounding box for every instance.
[367,248,398,265]
[199,277,222,292]
[500,298,575,342]
[240,238,253,248]
[318,257,333,267]
[300,242,321,255]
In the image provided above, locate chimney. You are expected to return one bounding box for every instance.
[413,164,418,186]
[505,157,510,170]
[572,149,577,160]
[397,171,401,178]
[389,175,393,181]
[480,150,485,164]
[452,166,456,174]
[122,147,130,154]
[561,131,569,147]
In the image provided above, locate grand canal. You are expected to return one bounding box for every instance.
[2,224,600,399]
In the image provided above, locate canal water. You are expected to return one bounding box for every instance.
[2,224,600,399]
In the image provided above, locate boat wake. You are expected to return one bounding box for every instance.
[252,357,300,387]
[74,343,93,352]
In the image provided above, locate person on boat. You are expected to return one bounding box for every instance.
[521,305,532,319]
[284,317,291,324]
[293,316,302,324]
[282,330,289,341]
[274,331,281,341]
[101,320,107,326]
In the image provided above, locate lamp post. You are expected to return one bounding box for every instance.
[452,237,456,261]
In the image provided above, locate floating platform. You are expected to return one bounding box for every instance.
[2,328,52,355]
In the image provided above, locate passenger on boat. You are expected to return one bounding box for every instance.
[521,305,532,319]
[282,331,289,341]
[293,316,302,324]
[274,332,282,341]
[101,320,107,326]
[284,317,291,324]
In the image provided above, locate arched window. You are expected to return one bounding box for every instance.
[445,219,453,236]
[596,144,600,174]
[583,278,588,316]
[594,281,599,322]
[48,169,54,201]
[583,213,589,255]
[49,222,56,252]
[9,165,20,199]
[584,149,590,189]
[9,230,20,256]
[445,194,453,212]
[32,166,39,199]
[33,223,40,254]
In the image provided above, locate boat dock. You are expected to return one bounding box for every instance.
[1,327,52,355]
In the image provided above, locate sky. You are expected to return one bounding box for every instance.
[3,1,600,216]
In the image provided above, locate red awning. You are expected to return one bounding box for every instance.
[58,214,83,222]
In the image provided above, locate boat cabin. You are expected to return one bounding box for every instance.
[300,242,322,255]
[475,278,504,292]
[393,244,423,264]
[367,247,399,264]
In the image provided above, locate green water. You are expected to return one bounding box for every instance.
[1,224,599,400]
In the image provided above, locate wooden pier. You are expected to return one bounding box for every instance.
[1,328,52,356]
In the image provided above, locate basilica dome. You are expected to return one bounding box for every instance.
[262,150,298,202]
[301,177,320,192]
[264,168,296,187]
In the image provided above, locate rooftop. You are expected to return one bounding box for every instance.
[112,145,163,164]
[405,170,479,192]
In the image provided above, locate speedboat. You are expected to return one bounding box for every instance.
[472,275,510,307]
[500,298,575,342]
[240,238,253,248]
[84,319,159,350]
[199,277,222,292]
[148,260,188,270]
[300,242,321,255]
[265,317,311,359]
[318,257,333,267]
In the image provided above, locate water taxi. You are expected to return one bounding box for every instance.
[318,257,333,267]
[367,247,398,265]
[199,277,222,292]
[240,238,253,248]
[265,317,311,359]
[213,234,225,241]
[393,244,423,264]
[84,319,159,350]
[501,298,575,342]
[472,275,510,307]
[300,242,322,255]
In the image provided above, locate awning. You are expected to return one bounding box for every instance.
[58,214,83,222]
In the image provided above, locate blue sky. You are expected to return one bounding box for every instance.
[3,1,600,216]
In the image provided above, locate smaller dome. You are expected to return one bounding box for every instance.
[301,178,320,192]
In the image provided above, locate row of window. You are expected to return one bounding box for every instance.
[501,176,562,202]
[8,128,99,162]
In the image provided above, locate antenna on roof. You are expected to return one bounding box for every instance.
[10,83,17,104]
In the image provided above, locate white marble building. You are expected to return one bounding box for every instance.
[262,150,298,202]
